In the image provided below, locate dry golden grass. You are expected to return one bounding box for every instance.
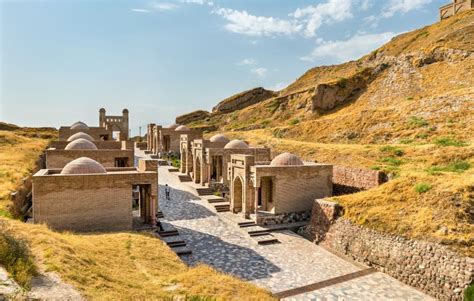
[216,130,474,256]
[0,130,52,217]
[0,128,273,299]
[1,218,273,300]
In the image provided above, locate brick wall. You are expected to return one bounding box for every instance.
[46,149,134,169]
[32,171,157,232]
[332,165,387,195]
[58,127,109,140]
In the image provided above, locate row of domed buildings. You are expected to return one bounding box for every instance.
[146,123,333,225]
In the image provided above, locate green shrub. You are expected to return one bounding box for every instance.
[0,226,37,289]
[426,160,471,174]
[288,119,300,125]
[464,284,474,301]
[380,145,404,156]
[414,183,432,193]
[434,137,468,147]
[408,116,428,128]
[380,157,403,166]
[399,138,414,144]
[370,165,381,171]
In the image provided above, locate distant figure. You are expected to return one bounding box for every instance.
[165,184,170,200]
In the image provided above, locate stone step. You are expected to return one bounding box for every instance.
[173,246,193,256]
[196,189,214,196]
[238,221,257,228]
[247,229,270,236]
[207,198,225,204]
[257,238,280,245]
[156,211,164,218]
[157,230,179,237]
[215,205,230,213]
[178,175,193,182]
[167,240,187,248]
[248,231,271,237]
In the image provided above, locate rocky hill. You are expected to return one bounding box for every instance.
[177,11,474,257]
[182,11,473,144]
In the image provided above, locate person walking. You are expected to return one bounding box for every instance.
[165,184,171,200]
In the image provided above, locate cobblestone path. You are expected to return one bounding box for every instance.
[135,150,433,300]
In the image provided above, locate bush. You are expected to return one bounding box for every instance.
[408,116,428,128]
[464,284,474,301]
[0,225,37,289]
[399,138,414,144]
[426,160,471,174]
[288,119,300,125]
[434,137,468,147]
[380,145,404,156]
[414,183,432,193]
[380,157,403,166]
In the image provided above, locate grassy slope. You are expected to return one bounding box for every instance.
[184,12,474,256]
[0,128,273,299]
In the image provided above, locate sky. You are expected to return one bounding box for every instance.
[0,0,445,135]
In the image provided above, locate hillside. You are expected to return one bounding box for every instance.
[0,126,273,299]
[179,11,474,256]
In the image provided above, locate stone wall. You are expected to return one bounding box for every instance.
[45,149,134,169]
[256,210,311,225]
[302,199,473,300]
[332,165,387,195]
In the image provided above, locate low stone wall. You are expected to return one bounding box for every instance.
[332,165,387,195]
[135,142,147,150]
[256,210,311,225]
[302,199,473,300]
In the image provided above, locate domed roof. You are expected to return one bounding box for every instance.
[65,138,98,150]
[175,125,190,131]
[67,132,94,142]
[61,157,107,175]
[210,134,230,143]
[169,124,179,129]
[270,152,304,167]
[224,139,248,149]
[122,108,129,114]
[99,108,106,112]
[71,121,89,130]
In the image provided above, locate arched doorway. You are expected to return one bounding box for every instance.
[233,177,243,213]
[195,156,201,184]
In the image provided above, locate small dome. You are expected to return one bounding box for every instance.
[169,124,179,129]
[99,108,106,112]
[65,138,98,150]
[175,125,190,131]
[67,132,94,142]
[71,121,89,130]
[210,134,230,143]
[61,157,107,175]
[270,152,304,167]
[224,139,248,149]
[122,108,129,114]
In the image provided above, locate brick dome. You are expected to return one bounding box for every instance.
[67,132,94,142]
[71,121,89,130]
[224,139,248,149]
[61,157,107,175]
[65,138,98,150]
[175,125,190,131]
[210,134,230,143]
[169,124,179,129]
[270,152,304,167]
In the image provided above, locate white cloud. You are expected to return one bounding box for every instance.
[251,67,268,78]
[213,8,302,37]
[180,0,214,5]
[382,0,433,18]
[151,2,179,11]
[291,0,354,38]
[131,8,152,13]
[302,32,397,63]
[237,58,257,66]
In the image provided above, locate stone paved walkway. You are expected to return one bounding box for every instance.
[137,150,434,299]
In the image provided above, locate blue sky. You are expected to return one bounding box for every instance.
[1,0,445,135]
